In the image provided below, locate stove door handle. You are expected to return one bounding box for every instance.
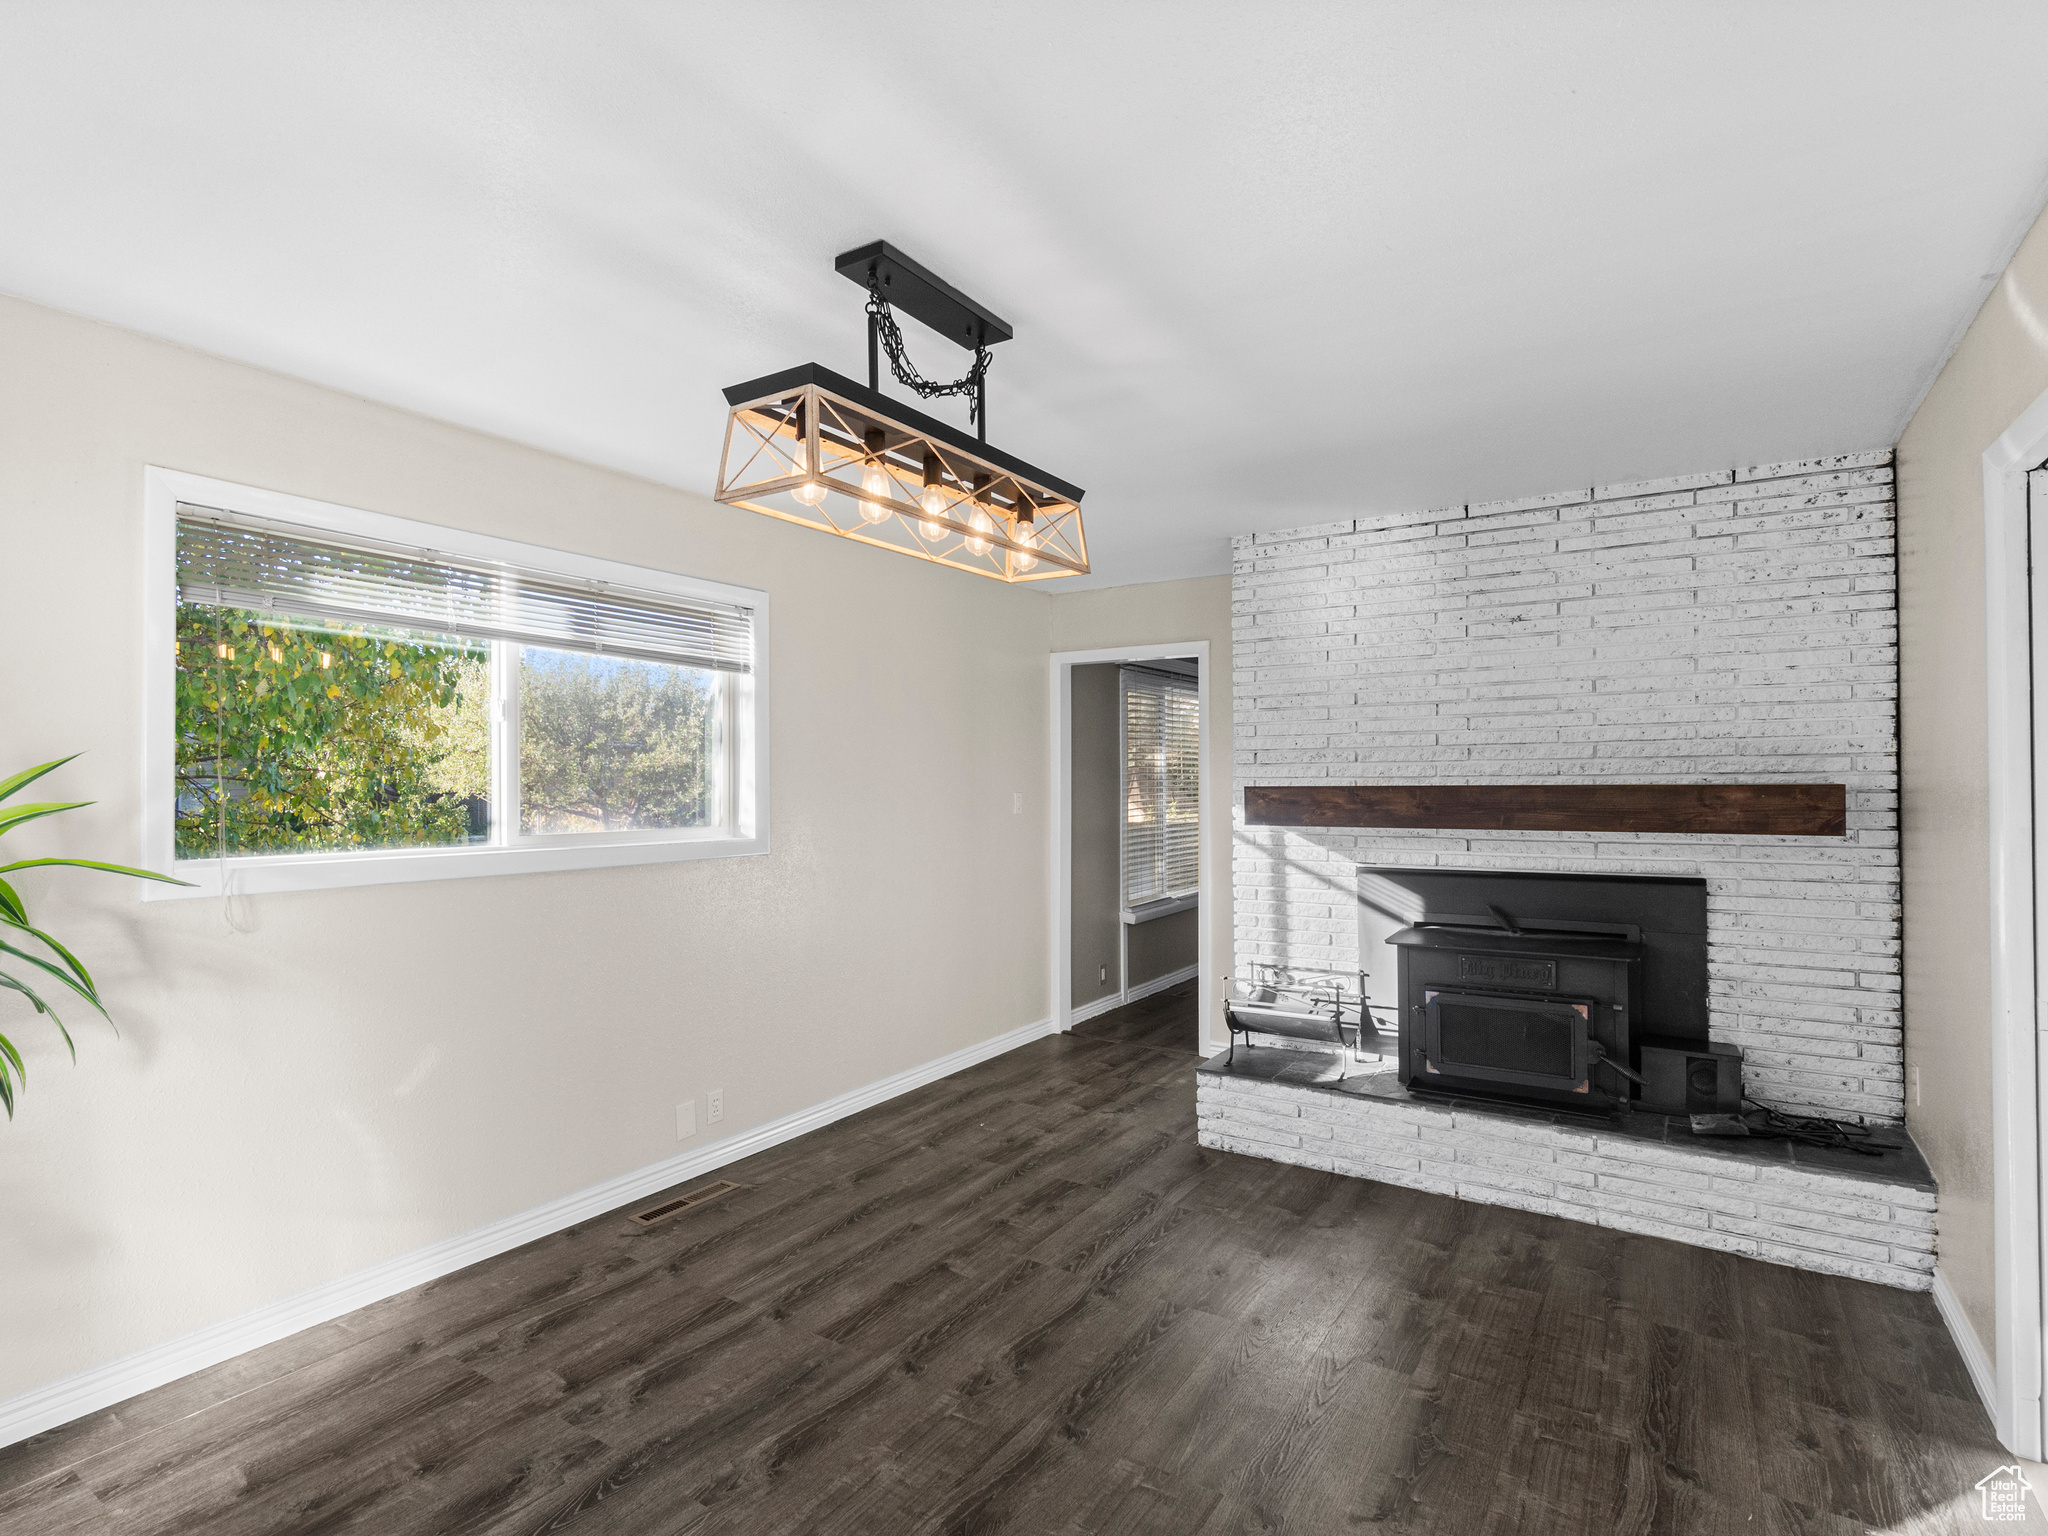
[1589,1042,1646,1088]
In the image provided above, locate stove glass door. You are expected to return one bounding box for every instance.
[1421,989,1592,1093]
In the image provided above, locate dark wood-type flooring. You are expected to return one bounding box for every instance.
[1,980,2030,1533]
[1067,979,1204,1057]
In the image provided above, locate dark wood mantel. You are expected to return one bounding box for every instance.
[1242,783,1847,837]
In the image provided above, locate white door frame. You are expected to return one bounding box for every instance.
[1050,642,1217,1052]
[1983,381,2048,1457]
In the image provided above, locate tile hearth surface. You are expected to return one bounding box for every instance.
[1198,1044,1937,1290]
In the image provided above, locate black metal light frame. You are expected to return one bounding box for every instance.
[713,241,1087,583]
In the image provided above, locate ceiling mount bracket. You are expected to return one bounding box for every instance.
[841,242,1002,439]
[834,241,1013,350]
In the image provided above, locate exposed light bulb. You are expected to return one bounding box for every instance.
[1012,519,1039,573]
[787,403,825,506]
[964,474,996,555]
[859,464,893,524]
[965,505,995,556]
[916,452,949,540]
[917,485,949,541]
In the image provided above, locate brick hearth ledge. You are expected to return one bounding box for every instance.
[1197,1046,1937,1291]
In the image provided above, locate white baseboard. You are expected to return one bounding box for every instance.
[1126,962,1199,1004]
[1934,1266,1999,1428]
[1068,991,1128,1026]
[1064,963,1200,1029]
[0,1013,1059,1451]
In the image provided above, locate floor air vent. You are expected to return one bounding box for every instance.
[628,1180,743,1226]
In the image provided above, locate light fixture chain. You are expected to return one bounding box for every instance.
[865,270,992,424]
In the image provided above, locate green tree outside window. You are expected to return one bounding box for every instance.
[174,604,488,858]
[519,650,714,834]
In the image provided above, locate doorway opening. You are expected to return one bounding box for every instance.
[1050,643,1214,1058]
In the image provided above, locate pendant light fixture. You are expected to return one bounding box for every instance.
[713,241,1087,581]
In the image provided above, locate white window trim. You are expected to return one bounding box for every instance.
[1122,892,1199,925]
[141,467,770,900]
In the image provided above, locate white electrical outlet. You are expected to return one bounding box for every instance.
[1012,792,1023,815]
[1099,965,1108,983]
[1912,1064,1921,1106]
[676,1101,696,1140]
[708,1088,724,1124]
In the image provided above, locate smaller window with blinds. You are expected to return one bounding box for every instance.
[1120,666,1200,911]
[143,470,768,897]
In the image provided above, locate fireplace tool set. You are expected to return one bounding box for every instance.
[1221,962,1394,1075]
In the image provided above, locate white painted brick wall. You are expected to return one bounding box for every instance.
[1232,451,1900,1123]
[1196,1073,1932,1290]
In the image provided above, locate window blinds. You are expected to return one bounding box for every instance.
[175,507,754,674]
[1122,667,1200,906]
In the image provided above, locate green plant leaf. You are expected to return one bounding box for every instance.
[0,969,60,1047]
[0,802,91,839]
[0,940,104,1017]
[0,969,50,1013]
[0,756,80,806]
[0,755,201,1117]
[0,973,73,1063]
[0,858,194,886]
[0,913,94,995]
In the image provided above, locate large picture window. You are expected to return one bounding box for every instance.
[144,470,767,897]
[1121,666,1200,910]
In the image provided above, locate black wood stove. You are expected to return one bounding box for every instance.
[1391,922,1644,1111]
[1361,867,1711,1115]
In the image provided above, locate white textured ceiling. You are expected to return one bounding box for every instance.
[3,3,2046,586]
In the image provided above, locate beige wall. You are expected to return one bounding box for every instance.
[1049,577,1232,1046]
[1897,201,2048,1359]
[0,294,1058,1398]
[1127,907,1197,986]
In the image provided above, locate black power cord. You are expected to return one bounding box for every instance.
[1735,1097,1886,1156]
[865,270,993,423]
